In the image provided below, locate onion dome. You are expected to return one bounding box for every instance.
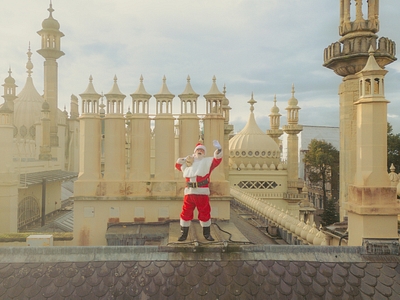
[270,95,280,114]
[13,48,44,139]
[4,68,16,85]
[41,3,60,30]
[229,93,280,169]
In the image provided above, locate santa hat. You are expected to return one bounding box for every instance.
[194,143,206,154]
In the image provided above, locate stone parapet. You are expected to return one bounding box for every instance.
[324,37,396,77]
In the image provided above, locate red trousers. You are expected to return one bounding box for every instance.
[180,194,211,222]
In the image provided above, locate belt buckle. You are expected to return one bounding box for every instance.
[193,182,198,188]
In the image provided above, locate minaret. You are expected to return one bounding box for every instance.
[267,95,283,145]
[37,2,64,152]
[154,76,175,181]
[323,0,396,220]
[1,68,17,115]
[103,75,126,188]
[283,85,303,195]
[345,48,400,246]
[203,76,225,182]
[129,75,151,181]
[0,74,18,233]
[75,76,102,195]
[178,75,200,158]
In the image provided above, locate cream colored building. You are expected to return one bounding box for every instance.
[0,4,79,234]
[1,0,399,248]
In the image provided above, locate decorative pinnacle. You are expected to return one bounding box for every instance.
[187,75,191,82]
[48,1,54,17]
[113,74,118,82]
[26,43,33,77]
[89,75,93,83]
[248,92,257,112]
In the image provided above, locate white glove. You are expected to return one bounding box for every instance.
[177,158,186,164]
[213,140,221,149]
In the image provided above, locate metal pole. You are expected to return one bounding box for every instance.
[41,178,47,227]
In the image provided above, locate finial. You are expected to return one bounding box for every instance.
[89,75,93,83]
[212,75,216,82]
[113,74,118,82]
[8,67,12,77]
[140,74,143,82]
[48,1,54,16]
[368,45,375,55]
[187,75,191,82]
[223,84,226,95]
[390,163,396,173]
[291,84,295,97]
[163,75,166,83]
[248,92,257,112]
[26,43,33,77]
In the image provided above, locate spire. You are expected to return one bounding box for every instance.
[180,75,199,96]
[106,75,125,96]
[132,75,151,96]
[204,75,223,96]
[155,75,174,96]
[248,92,256,113]
[360,46,385,72]
[26,44,33,77]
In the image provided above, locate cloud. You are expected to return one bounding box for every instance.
[1,0,400,134]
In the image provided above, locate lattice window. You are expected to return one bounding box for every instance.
[237,181,278,189]
[18,196,40,228]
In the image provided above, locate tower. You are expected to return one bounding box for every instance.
[283,85,303,196]
[75,76,102,195]
[345,48,400,246]
[0,72,18,233]
[203,76,225,182]
[128,75,151,181]
[267,95,283,145]
[178,76,200,158]
[37,2,64,154]
[323,0,396,219]
[154,76,175,181]
[103,75,126,190]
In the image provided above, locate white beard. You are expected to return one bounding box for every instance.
[182,156,213,178]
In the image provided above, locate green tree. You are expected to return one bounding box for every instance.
[303,139,339,225]
[387,123,400,172]
[319,199,339,227]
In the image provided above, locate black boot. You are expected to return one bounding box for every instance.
[203,226,214,241]
[178,226,189,241]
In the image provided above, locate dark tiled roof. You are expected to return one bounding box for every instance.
[0,246,399,299]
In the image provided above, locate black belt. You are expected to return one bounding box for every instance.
[186,180,209,188]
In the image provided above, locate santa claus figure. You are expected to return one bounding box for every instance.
[175,140,223,241]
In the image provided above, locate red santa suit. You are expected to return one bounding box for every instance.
[175,145,222,228]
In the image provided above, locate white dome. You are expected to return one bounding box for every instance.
[229,110,280,168]
[13,76,43,139]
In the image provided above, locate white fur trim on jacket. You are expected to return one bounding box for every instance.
[182,157,213,178]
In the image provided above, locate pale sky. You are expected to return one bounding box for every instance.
[1,0,400,133]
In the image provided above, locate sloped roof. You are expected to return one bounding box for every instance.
[0,245,398,299]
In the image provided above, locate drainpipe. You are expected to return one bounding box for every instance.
[41,178,47,227]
